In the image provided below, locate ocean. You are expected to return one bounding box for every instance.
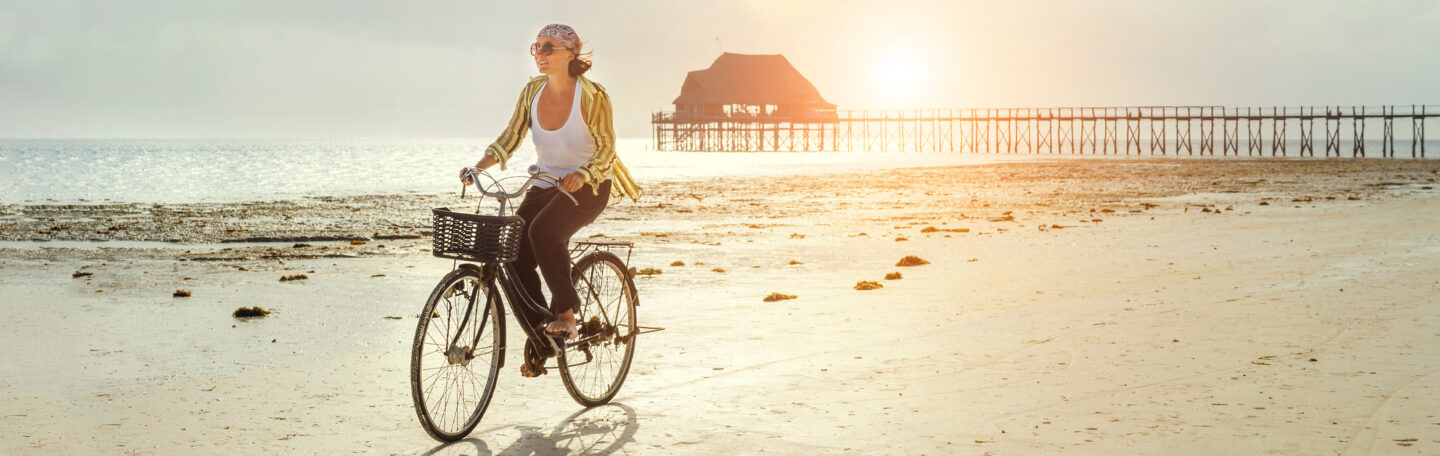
[1,138,1432,204]
[0,138,1038,204]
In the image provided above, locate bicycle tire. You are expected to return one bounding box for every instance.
[410,267,506,441]
[557,251,638,406]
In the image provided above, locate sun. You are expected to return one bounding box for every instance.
[873,47,924,107]
[884,61,916,88]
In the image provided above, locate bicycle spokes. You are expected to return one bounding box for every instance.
[558,253,637,406]
[412,270,503,441]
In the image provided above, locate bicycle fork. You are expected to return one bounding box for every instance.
[445,265,499,367]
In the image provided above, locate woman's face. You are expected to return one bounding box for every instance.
[532,35,572,76]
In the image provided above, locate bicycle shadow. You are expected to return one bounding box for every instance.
[420,438,491,456]
[419,403,639,456]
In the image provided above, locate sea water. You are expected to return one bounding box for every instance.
[0,138,1034,204]
[3,138,1432,204]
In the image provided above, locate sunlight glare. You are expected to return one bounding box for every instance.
[873,46,925,108]
[885,60,916,88]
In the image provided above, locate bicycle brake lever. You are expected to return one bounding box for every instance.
[459,167,478,198]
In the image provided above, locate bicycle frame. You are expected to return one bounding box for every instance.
[446,166,624,362]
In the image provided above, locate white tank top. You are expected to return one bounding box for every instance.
[530,81,597,189]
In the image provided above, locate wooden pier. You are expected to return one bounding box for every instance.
[653,105,1438,157]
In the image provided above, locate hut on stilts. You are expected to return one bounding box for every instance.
[651,52,838,151]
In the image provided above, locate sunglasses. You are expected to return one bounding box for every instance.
[530,42,571,56]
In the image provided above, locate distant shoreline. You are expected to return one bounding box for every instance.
[5,137,1438,205]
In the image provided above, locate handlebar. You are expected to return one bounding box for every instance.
[461,164,579,207]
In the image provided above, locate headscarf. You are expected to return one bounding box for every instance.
[537,24,580,52]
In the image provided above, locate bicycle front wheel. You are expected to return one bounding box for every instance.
[558,251,638,406]
[410,267,505,441]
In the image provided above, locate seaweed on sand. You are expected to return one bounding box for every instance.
[763,293,797,302]
[854,281,883,290]
[233,306,270,318]
[895,256,930,267]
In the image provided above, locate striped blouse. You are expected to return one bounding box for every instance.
[483,75,642,202]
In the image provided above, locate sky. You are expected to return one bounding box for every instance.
[2,0,1438,139]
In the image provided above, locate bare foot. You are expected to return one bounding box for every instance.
[520,362,542,377]
[546,314,579,340]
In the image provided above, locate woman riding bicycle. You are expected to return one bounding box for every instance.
[462,24,641,378]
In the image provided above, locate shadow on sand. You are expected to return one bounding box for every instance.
[420,403,639,456]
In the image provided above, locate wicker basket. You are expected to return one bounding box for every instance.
[431,208,525,263]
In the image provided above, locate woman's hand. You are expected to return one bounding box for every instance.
[461,156,499,186]
[561,172,585,193]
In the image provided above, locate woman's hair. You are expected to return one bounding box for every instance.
[569,44,593,77]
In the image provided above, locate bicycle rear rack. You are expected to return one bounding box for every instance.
[569,240,634,265]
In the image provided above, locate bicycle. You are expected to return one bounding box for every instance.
[410,165,655,442]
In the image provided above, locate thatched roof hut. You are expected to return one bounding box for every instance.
[671,53,835,121]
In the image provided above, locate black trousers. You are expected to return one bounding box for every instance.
[510,180,610,330]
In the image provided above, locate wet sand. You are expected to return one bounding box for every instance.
[2,158,1439,454]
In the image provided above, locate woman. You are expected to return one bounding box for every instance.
[462,24,642,377]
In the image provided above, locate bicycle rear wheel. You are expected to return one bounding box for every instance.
[557,251,638,406]
[410,267,505,441]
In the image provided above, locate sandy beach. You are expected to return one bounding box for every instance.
[3,158,1439,455]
